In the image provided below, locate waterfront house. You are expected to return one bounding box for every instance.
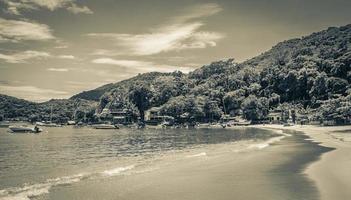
[268,110,282,124]
[145,107,174,125]
[110,108,133,124]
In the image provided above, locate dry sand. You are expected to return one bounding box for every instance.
[253,124,351,200]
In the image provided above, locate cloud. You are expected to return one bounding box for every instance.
[66,3,93,14]
[92,58,193,73]
[87,3,223,55]
[0,84,69,102]
[47,67,69,72]
[173,3,222,23]
[2,0,93,15]
[58,55,75,59]
[90,49,119,56]
[0,18,54,42]
[0,50,50,63]
[0,51,77,63]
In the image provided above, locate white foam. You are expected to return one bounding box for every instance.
[248,135,286,150]
[102,165,135,176]
[0,174,86,200]
[186,152,207,158]
[0,164,140,200]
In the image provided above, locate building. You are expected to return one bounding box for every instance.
[97,108,133,124]
[145,107,162,121]
[110,108,133,124]
[145,107,174,125]
[268,110,282,124]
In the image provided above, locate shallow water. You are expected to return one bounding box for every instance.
[0,126,331,200]
[0,126,277,199]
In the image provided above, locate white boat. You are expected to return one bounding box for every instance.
[9,125,42,133]
[0,123,10,128]
[67,120,76,125]
[36,122,62,127]
[92,124,119,129]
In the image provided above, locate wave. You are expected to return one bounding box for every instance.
[0,174,85,200]
[102,165,135,176]
[231,129,291,152]
[0,166,135,200]
[248,135,285,150]
[186,152,207,158]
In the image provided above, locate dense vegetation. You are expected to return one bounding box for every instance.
[1,24,350,124]
[0,94,97,123]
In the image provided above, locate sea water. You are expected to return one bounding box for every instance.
[0,126,291,200]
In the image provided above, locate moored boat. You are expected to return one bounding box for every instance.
[92,124,119,129]
[9,125,42,133]
[36,122,62,127]
[0,122,10,128]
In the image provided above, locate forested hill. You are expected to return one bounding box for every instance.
[90,24,351,122]
[70,72,170,101]
[1,24,350,122]
[0,94,97,122]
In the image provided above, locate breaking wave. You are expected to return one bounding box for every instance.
[0,165,135,200]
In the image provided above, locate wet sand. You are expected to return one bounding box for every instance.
[45,128,331,200]
[254,125,351,200]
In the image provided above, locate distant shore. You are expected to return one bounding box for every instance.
[252,124,351,200]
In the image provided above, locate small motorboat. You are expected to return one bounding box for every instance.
[9,125,42,133]
[36,122,62,127]
[92,124,119,129]
[0,123,10,128]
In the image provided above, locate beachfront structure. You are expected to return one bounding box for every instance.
[268,110,282,124]
[98,108,133,124]
[145,107,174,125]
[145,107,162,121]
[110,108,133,124]
[268,108,291,124]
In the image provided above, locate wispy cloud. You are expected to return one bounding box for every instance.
[47,67,69,72]
[172,3,222,23]
[0,50,50,63]
[87,3,224,56]
[0,84,69,102]
[2,0,93,15]
[66,3,93,14]
[0,18,55,42]
[90,49,119,56]
[58,55,75,59]
[92,58,193,73]
[0,51,78,63]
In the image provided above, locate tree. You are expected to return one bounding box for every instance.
[204,99,223,122]
[128,85,152,122]
[241,95,268,121]
[310,73,328,100]
[223,89,245,115]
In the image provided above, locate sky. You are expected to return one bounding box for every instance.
[0,0,350,102]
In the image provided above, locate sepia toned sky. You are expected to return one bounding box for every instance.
[0,0,350,102]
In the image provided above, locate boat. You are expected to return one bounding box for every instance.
[9,125,42,133]
[67,120,76,125]
[234,121,251,126]
[0,122,10,128]
[36,122,62,127]
[92,124,119,129]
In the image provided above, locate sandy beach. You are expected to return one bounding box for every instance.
[1,126,347,200]
[38,127,329,200]
[253,124,351,200]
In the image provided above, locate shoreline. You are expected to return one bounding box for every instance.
[42,127,325,200]
[251,124,351,200]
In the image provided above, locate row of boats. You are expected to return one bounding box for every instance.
[2,119,252,134]
[1,122,120,134]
